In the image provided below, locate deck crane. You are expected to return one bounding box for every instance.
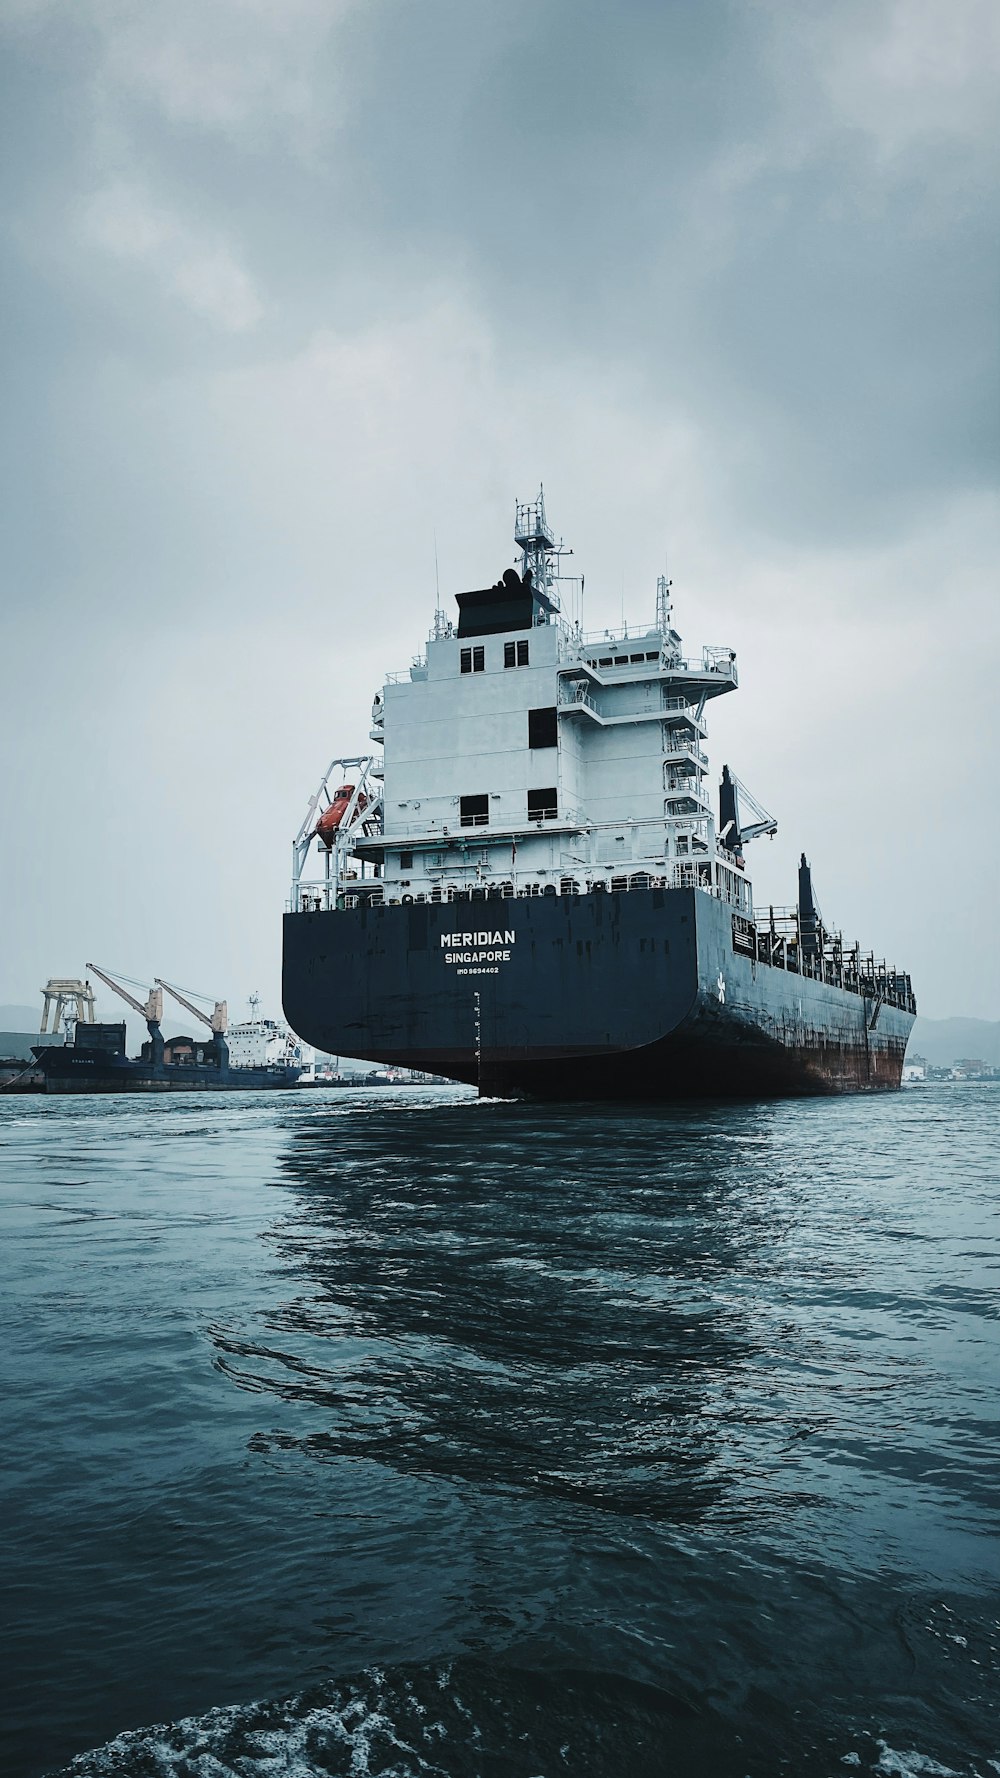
[155,979,229,1071]
[718,765,778,862]
[86,963,164,1069]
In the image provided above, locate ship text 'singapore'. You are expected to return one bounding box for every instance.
[441,930,516,974]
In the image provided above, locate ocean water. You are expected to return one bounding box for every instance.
[1,1083,998,1778]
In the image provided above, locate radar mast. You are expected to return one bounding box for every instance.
[514,486,568,609]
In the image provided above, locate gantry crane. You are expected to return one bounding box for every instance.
[155,979,229,1071]
[40,977,96,1034]
[86,964,164,1069]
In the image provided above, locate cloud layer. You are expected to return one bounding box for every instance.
[1,0,997,1019]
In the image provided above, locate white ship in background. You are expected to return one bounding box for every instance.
[226,995,311,1074]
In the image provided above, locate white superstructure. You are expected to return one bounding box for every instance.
[291,492,766,918]
[226,1004,305,1072]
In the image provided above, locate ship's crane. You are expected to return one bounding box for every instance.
[86,963,162,1027]
[155,978,229,1073]
[718,765,778,857]
[86,963,164,1068]
[155,979,228,1035]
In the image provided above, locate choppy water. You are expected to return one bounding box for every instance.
[1,1083,998,1778]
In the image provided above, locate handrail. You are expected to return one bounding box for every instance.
[294,875,915,1012]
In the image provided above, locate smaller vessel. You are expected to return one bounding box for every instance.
[31,967,303,1093]
[225,994,309,1076]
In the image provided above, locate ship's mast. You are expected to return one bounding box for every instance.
[656,573,673,632]
[431,530,448,640]
[514,486,565,608]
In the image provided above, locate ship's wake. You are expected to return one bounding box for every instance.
[48,1657,993,1778]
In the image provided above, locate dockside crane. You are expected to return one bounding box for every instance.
[86,963,164,1069]
[155,979,229,1071]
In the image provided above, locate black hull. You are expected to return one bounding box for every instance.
[31,1055,301,1094]
[282,886,913,1102]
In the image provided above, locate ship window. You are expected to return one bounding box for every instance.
[645,651,659,661]
[460,794,489,827]
[630,653,644,663]
[504,642,515,667]
[528,788,558,820]
[400,851,413,869]
[504,640,530,668]
[528,706,558,749]
[599,656,612,666]
[613,655,628,665]
[473,646,485,671]
[460,648,472,674]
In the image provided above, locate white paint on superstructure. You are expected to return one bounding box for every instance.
[226,1016,305,1071]
[290,494,754,918]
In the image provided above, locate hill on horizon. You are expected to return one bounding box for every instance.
[903,1024,996,1059]
[0,1004,47,1031]
[909,1016,1000,1067]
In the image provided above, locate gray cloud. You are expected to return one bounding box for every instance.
[1,0,997,1021]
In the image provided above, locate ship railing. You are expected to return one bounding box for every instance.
[664,776,710,796]
[741,911,916,1011]
[300,872,916,1011]
[562,635,737,681]
[668,733,709,758]
[334,867,733,911]
[374,803,588,840]
[394,636,736,683]
[558,685,708,727]
[558,683,600,714]
[662,737,708,765]
[571,626,663,651]
[385,656,430,683]
[702,646,738,680]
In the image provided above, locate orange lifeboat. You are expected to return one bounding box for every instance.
[315,784,368,848]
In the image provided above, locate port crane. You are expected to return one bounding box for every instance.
[86,963,164,1067]
[40,977,96,1034]
[155,979,229,1069]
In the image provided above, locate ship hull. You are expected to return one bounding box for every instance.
[282,886,913,1100]
[31,1053,301,1094]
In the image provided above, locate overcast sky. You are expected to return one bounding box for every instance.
[1,0,997,1029]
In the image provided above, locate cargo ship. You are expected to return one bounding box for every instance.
[282,493,915,1099]
[31,971,303,1093]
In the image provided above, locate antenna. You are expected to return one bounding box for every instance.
[432,528,447,640]
[656,572,673,633]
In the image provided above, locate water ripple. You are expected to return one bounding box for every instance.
[0,1084,997,1778]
